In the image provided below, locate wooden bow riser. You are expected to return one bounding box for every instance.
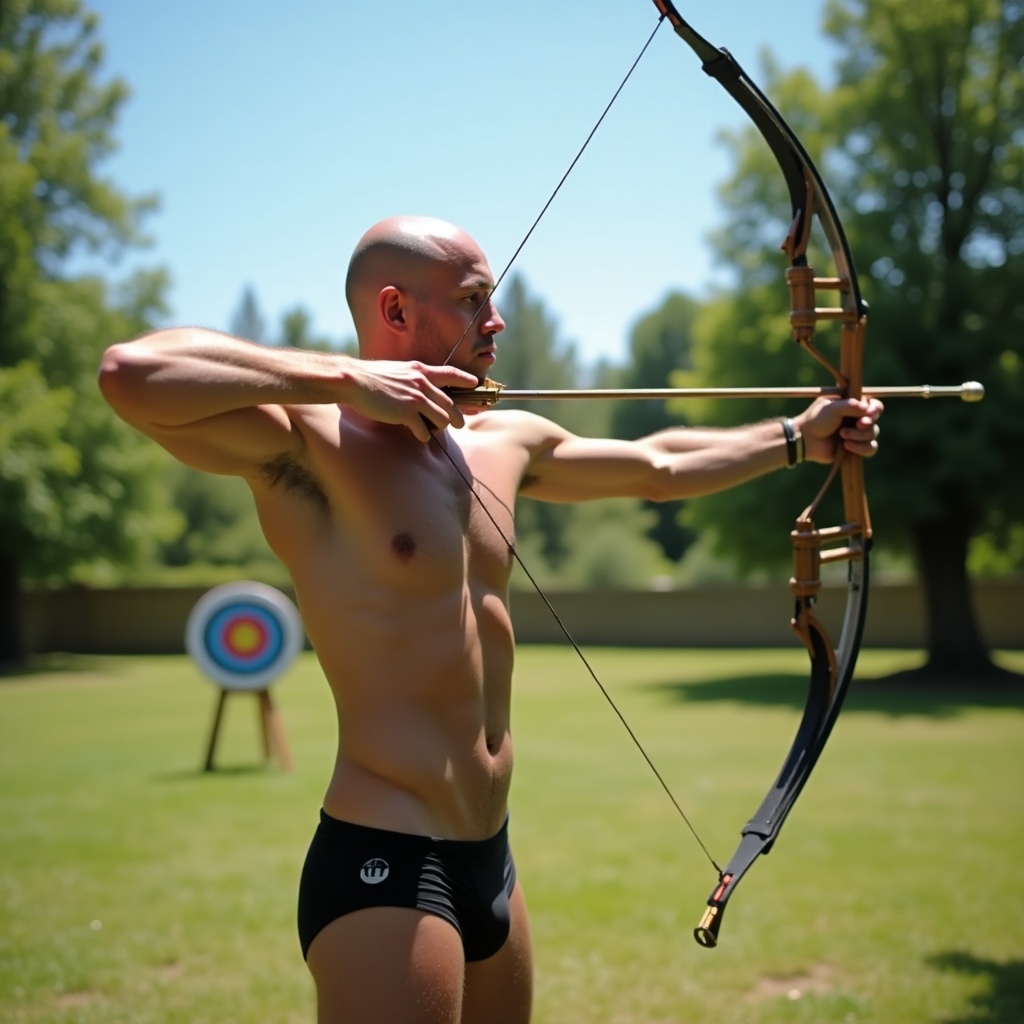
[780,166,872,660]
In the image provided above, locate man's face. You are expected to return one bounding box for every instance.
[412,244,504,382]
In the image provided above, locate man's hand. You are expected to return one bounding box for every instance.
[795,396,884,464]
[345,361,479,441]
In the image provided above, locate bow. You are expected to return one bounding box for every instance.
[434,2,895,949]
[649,0,872,947]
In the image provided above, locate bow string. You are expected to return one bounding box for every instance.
[432,1,883,949]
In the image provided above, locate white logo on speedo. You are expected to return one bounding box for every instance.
[360,858,389,884]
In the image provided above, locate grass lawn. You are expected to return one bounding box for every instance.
[2,646,1022,1023]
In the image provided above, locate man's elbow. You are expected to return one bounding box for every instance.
[638,454,684,503]
[641,480,679,503]
[97,341,151,421]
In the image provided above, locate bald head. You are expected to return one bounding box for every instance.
[345,216,476,338]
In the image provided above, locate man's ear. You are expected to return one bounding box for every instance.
[378,285,409,332]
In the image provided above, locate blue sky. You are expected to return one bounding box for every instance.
[89,1,838,364]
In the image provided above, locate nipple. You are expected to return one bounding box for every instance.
[391,532,416,561]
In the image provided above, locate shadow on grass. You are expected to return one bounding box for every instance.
[154,764,279,782]
[641,670,1024,718]
[929,951,1024,1024]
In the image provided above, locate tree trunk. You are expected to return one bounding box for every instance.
[908,508,998,680]
[0,552,27,670]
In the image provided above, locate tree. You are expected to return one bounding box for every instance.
[280,304,346,352]
[492,274,678,589]
[492,275,590,420]
[826,0,1024,679]
[0,0,175,664]
[554,500,674,589]
[228,285,268,343]
[610,292,700,562]
[159,463,275,572]
[228,286,354,351]
[497,274,588,572]
[687,0,1024,680]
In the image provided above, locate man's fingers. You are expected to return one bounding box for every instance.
[409,364,474,436]
[412,362,477,391]
[433,367,479,389]
[356,360,477,438]
[841,420,881,457]
[841,418,879,438]
[797,395,883,463]
[414,413,435,442]
[410,393,465,441]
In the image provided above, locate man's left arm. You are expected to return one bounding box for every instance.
[518,397,882,504]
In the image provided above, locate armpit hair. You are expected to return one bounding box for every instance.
[260,453,329,512]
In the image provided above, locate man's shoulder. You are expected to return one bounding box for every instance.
[464,407,571,444]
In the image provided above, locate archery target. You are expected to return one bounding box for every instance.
[185,582,304,690]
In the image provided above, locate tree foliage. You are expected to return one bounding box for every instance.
[160,464,275,572]
[610,292,699,562]
[824,0,1024,539]
[228,285,268,344]
[280,304,348,352]
[0,0,176,662]
[685,0,1023,674]
[496,274,587,572]
[491,274,674,588]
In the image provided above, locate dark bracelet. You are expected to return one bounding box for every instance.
[781,418,804,468]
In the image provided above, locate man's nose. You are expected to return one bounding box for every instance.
[483,303,505,334]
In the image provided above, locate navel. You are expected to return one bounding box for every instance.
[391,531,416,561]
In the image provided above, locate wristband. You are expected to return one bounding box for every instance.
[781,418,804,468]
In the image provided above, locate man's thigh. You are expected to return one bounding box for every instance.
[307,906,466,1024]
[461,882,533,1024]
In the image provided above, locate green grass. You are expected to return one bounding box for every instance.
[2,648,1023,1023]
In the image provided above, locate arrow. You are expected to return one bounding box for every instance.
[451,381,984,405]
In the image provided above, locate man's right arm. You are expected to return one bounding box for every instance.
[98,328,477,476]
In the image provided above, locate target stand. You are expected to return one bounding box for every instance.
[185,582,305,772]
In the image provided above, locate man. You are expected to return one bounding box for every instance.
[98,215,882,1024]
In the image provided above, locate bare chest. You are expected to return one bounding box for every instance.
[312,421,525,589]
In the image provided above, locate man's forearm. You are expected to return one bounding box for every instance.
[643,419,792,499]
[98,328,358,429]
